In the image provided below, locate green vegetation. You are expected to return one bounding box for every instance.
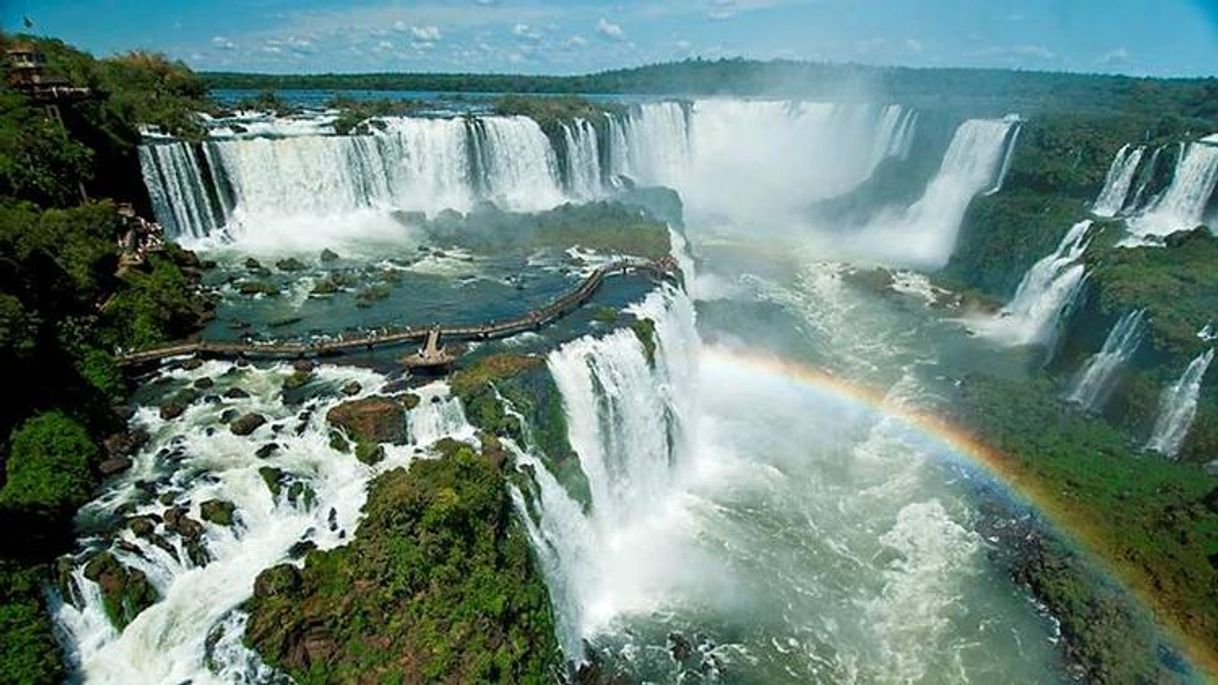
[0,33,212,680]
[426,200,673,262]
[325,96,425,135]
[1084,227,1218,361]
[630,316,657,365]
[244,440,559,683]
[948,372,1218,680]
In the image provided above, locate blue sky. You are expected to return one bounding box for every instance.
[6,0,1218,76]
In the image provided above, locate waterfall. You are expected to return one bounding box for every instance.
[1093,144,1145,217]
[139,143,228,240]
[475,116,565,209]
[1124,145,1164,214]
[859,117,1018,268]
[1067,309,1145,410]
[560,118,604,199]
[1128,139,1218,239]
[983,121,1021,196]
[975,220,1092,347]
[1145,349,1214,457]
[52,364,472,683]
[514,284,698,656]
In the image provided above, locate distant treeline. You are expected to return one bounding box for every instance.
[203,58,1218,121]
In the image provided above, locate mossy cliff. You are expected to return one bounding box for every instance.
[244,439,560,684]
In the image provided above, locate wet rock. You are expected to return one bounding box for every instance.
[276,257,307,272]
[83,551,159,629]
[238,280,280,297]
[224,386,250,399]
[180,358,204,371]
[327,508,338,532]
[320,248,340,262]
[341,380,362,396]
[283,370,312,391]
[325,396,408,445]
[253,564,300,597]
[220,408,239,423]
[194,376,215,390]
[256,443,280,459]
[103,429,149,459]
[293,359,315,374]
[159,388,200,420]
[259,467,285,498]
[354,442,385,465]
[98,457,133,477]
[230,412,267,436]
[288,540,317,559]
[200,499,237,526]
[128,516,157,537]
[287,482,316,509]
[163,507,205,539]
[203,395,221,404]
[668,632,693,662]
[244,257,262,270]
[185,538,210,566]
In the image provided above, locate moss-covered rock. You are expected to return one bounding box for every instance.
[243,442,559,683]
[82,551,158,630]
[630,317,657,366]
[199,499,236,527]
[229,412,266,436]
[325,396,409,445]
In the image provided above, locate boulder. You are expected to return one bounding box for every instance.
[103,429,149,458]
[320,248,340,262]
[253,563,301,597]
[194,376,215,390]
[230,412,267,436]
[256,442,280,459]
[223,386,250,399]
[98,457,133,477]
[326,396,408,445]
[276,257,307,272]
[244,257,263,270]
[200,499,237,526]
[159,388,200,420]
[82,551,159,629]
[341,380,362,396]
[292,359,315,374]
[180,358,204,371]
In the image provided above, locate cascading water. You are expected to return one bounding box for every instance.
[1128,139,1218,239]
[560,118,603,199]
[474,116,565,209]
[1093,144,1145,217]
[52,363,469,684]
[858,117,1018,268]
[514,284,698,656]
[983,121,1021,196]
[139,143,228,240]
[1067,309,1145,410]
[1145,348,1214,457]
[974,220,1092,348]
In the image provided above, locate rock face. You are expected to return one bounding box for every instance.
[230,412,267,436]
[243,441,559,683]
[83,551,159,629]
[98,457,133,477]
[325,396,408,445]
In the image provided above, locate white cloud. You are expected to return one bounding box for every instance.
[1098,47,1132,66]
[1012,44,1055,59]
[410,25,442,41]
[566,35,588,47]
[675,39,692,51]
[513,23,542,41]
[905,38,923,54]
[211,36,236,50]
[596,17,624,40]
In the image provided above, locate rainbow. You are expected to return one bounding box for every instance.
[701,345,1218,682]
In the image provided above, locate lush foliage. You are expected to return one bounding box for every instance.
[949,373,1218,681]
[244,441,560,683]
[325,96,425,135]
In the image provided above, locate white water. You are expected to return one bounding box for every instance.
[984,121,1021,196]
[1068,309,1145,410]
[974,220,1092,348]
[139,144,227,240]
[858,117,1018,268]
[560,118,603,199]
[54,363,468,684]
[1145,348,1214,457]
[1093,144,1145,217]
[1128,139,1218,239]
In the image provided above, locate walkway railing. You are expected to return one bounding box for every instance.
[118,257,674,367]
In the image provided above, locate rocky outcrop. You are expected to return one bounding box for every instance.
[325,396,409,445]
[200,499,236,526]
[83,551,159,629]
[243,441,559,683]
